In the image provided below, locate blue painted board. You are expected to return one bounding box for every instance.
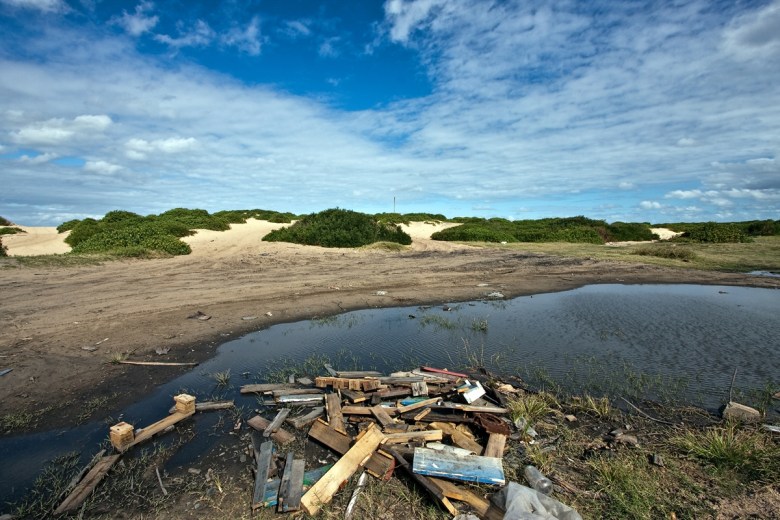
[412,447,505,485]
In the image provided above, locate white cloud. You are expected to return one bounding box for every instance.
[384,0,445,44]
[318,37,340,58]
[84,160,121,175]
[124,137,196,159]
[155,20,215,49]
[285,20,311,37]
[115,1,159,37]
[618,181,635,190]
[18,151,57,164]
[0,0,66,13]
[722,0,780,59]
[222,16,263,56]
[10,114,111,145]
[639,201,661,210]
[73,114,113,130]
[677,137,696,147]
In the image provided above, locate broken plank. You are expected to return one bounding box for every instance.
[252,438,274,510]
[126,410,195,450]
[336,370,382,378]
[248,415,296,445]
[396,397,440,415]
[411,381,429,396]
[483,433,507,459]
[414,408,432,421]
[412,447,505,485]
[264,409,291,437]
[325,393,347,434]
[341,389,367,403]
[118,360,198,367]
[420,366,469,378]
[286,406,324,430]
[262,464,333,508]
[387,448,458,516]
[300,423,385,516]
[429,422,483,455]
[240,383,299,394]
[308,419,394,479]
[168,400,234,414]
[342,405,375,415]
[54,454,122,514]
[371,405,396,428]
[282,459,306,512]
[271,388,324,397]
[382,429,443,445]
[375,387,412,399]
[276,394,324,405]
[323,363,338,376]
[277,452,294,512]
[428,477,490,516]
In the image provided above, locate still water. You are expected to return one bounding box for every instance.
[1,284,778,507]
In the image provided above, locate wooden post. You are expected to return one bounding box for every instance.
[109,422,134,451]
[174,393,196,414]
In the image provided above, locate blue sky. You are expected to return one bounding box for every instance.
[1,0,779,226]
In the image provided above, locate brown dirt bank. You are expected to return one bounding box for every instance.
[1,235,778,433]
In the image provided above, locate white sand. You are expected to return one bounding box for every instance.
[2,226,71,256]
[650,227,684,240]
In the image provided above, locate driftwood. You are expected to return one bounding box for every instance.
[54,454,122,514]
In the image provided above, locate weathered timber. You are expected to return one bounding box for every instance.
[271,388,324,397]
[420,366,468,378]
[341,389,367,403]
[396,397,440,415]
[411,381,429,396]
[282,459,306,512]
[434,403,509,414]
[248,415,296,445]
[382,429,443,445]
[62,449,105,499]
[414,408,432,421]
[336,370,383,378]
[412,447,505,485]
[277,452,294,512]
[387,448,458,516]
[118,360,198,367]
[428,477,490,516]
[375,387,412,399]
[429,422,483,455]
[276,394,324,405]
[371,405,397,428]
[120,410,194,451]
[400,410,472,424]
[264,409,291,437]
[54,454,122,514]
[325,393,347,434]
[307,419,394,479]
[300,423,385,515]
[240,383,299,394]
[286,406,325,430]
[168,400,234,414]
[483,433,507,458]
[262,464,333,508]
[252,437,274,510]
[342,405,375,415]
[315,376,380,392]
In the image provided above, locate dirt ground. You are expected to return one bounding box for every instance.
[1,220,779,430]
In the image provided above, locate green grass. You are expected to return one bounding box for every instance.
[632,243,697,261]
[0,226,24,235]
[212,369,231,387]
[506,392,557,424]
[588,451,662,519]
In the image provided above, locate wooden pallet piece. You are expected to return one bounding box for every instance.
[412,447,505,485]
[286,406,324,430]
[252,437,274,510]
[325,393,347,434]
[382,429,443,445]
[341,389,367,403]
[264,409,291,437]
[54,454,122,514]
[483,433,507,458]
[300,423,385,516]
[248,415,296,445]
[307,419,394,479]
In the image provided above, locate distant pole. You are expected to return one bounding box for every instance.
[393,197,396,213]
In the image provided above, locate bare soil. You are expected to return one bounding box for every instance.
[1,221,778,432]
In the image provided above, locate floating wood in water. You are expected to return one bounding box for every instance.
[301,423,385,516]
[382,429,443,445]
[168,400,234,414]
[412,447,505,485]
[387,448,458,516]
[325,393,346,434]
[315,376,380,392]
[111,396,196,452]
[264,409,291,437]
[54,454,122,514]
[240,383,299,394]
[248,415,296,445]
[130,411,194,449]
[252,437,274,511]
[286,406,324,430]
[118,360,198,367]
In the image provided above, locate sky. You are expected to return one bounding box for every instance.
[1,0,779,226]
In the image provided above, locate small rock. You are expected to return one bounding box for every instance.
[239,454,247,463]
[155,347,170,355]
[81,346,98,352]
[242,316,257,321]
[723,401,761,423]
[188,468,201,475]
[651,453,665,467]
[198,314,211,321]
[486,291,504,298]
[265,311,273,317]
[564,414,577,422]
[375,290,387,296]
[615,434,639,447]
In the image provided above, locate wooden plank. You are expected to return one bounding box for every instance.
[240,383,298,394]
[336,370,382,378]
[341,389,367,403]
[382,430,443,445]
[325,393,346,434]
[414,408,432,422]
[248,415,296,445]
[264,409,291,437]
[126,410,194,450]
[364,449,395,480]
[411,381,429,396]
[420,366,469,378]
[277,452,294,512]
[429,422,483,455]
[400,411,472,424]
[371,405,396,429]
[167,400,234,414]
[300,423,385,516]
[308,418,351,454]
[315,377,380,392]
[412,447,505,485]
[276,394,324,405]
[283,459,306,512]
[262,464,333,508]
[387,448,458,516]
[375,387,412,399]
[342,405,374,415]
[484,433,507,459]
[323,363,338,376]
[118,360,198,367]
[252,438,274,510]
[396,397,440,415]
[54,454,122,514]
[286,406,324,430]
[434,403,509,414]
[272,388,324,397]
[428,477,491,516]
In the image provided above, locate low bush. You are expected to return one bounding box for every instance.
[263,208,412,248]
[0,226,24,235]
[0,216,12,226]
[606,222,658,241]
[683,222,751,243]
[71,225,191,256]
[375,212,448,225]
[632,244,696,261]
[213,209,297,224]
[0,237,7,257]
[432,223,516,243]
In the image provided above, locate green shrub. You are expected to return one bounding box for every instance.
[606,222,658,241]
[632,244,696,261]
[682,222,751,243]
[744,220,778,236]
[158,208,230,231]
[213,209,296,224]
[64,218,101,247]
[0,237,7,257]
[0,216,13,226]
[432,223,516,243]
[375,212,448,225]
[0,227,24,236]
[71,225,191,255]
[263,208,411,248]
[57,219,81,233]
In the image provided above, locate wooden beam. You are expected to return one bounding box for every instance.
[428,422,483,455]
[336,370,383,378]
[412,447,505,485]
[264,409,291,437]
[248,415,296,445]
[252,437,274,510]
[277,452,294,512]
[308,419,394,479]
[315,377,380,392]
[396,397,440,415]
[382,429,443,445]
[300,423,385,516]
[483,433,507,459]
[168,400,234,414]
[282,459,305,512]
[271,388,324,397]
[371,405,396,429]
[414,408,432,422]
[325,393,346,434]
[341,389,367,403]
[54,454,122,514]
[124,410,194,450]
[286,406,324,430]
[342,405,374,415]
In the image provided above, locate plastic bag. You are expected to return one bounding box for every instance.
[492,482,583,520]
